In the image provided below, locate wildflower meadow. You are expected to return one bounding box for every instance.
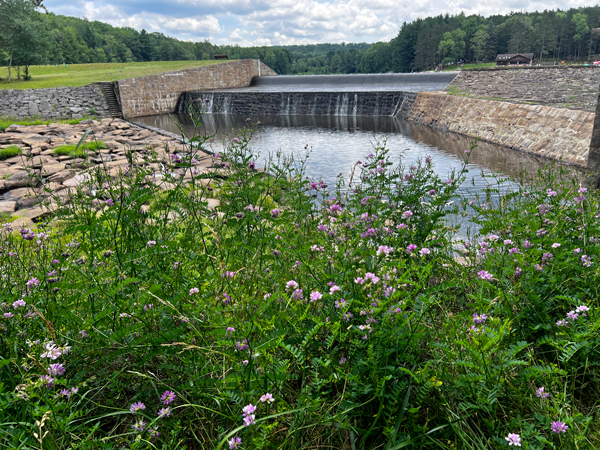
[0,122,599,449]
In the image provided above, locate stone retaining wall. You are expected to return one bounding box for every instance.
[179,91,413,117]
[408,91,594,167]
[117,60,277,119]
[0,84,112,120]
[447,66,600,112]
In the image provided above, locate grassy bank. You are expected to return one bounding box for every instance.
[0,116,90,132]
[0,60,228,90]
[0,125,598,449]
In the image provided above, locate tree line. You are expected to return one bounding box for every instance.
[1,0,600,82]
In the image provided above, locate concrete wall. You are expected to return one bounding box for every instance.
[0,84,112,120]
[179,91,414,117]
[408,91,594,168]
[447,66,600,112]
[117,60,277,118]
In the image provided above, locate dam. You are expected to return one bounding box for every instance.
[177,73,458,118]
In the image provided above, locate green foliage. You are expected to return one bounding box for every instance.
[0,124,599,449]
[0,145,21,160]
[0,116,85,131]
[52,140,107,157]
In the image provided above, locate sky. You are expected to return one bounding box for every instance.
[44,0,599,46]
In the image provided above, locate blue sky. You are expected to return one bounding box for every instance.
[44,0,598,46]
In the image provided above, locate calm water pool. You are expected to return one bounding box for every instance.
[136,113,552,238]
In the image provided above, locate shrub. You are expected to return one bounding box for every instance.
[0,127,598,449]
[0,145,22,160]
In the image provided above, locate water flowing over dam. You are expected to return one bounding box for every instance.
[177,73,459,118]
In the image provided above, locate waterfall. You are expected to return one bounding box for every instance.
[180,91,409,117]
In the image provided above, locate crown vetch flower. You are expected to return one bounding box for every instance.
[47,363,65,377]
[229,436,242,449]
[505,433,521,446]
[161,390,176,405]
[260,393,275,403]
[551,421,568,433]
[130,402,146,413]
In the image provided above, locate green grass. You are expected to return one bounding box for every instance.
[52,141,107,158]
[0,116,86,132]
[0,145,22,161]
[440,62,496,71]
[0,60,230,90]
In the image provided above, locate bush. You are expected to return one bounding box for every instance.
[0,145,22,160]
[52,140,107,158]
[0,128,598,449]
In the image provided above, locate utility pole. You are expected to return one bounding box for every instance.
[258,59,261,77]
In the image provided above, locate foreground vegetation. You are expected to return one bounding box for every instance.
[0,122,599,449]
[0,61,225,90]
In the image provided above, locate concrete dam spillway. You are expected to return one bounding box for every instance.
[177,73,459,118]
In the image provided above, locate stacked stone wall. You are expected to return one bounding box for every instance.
[447,66,600,112]
[408,91,594,167]
[0,84,112,120]
[117,60,277,118]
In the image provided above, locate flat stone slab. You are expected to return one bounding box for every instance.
[0,201,17,213]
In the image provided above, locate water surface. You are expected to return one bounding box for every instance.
[136,113,552,238]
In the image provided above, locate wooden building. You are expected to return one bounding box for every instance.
[495,53,534,66]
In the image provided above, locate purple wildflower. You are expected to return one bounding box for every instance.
[419,247,430,256]
[291,289,303,300]
[12,300,26,309]
[226,327,236,337]
[39,375,54,388]
[536,387,550,399]
[189,287,199,295]
[505,433,521,447]
[158,407,172,418]
[582,255,593,267]
[229,437,242,449]
[270,209,281,218]
[26,278,40,288]
[376,245,394,256]
[132,420,146,432]
[161,390,176,405]
[260,393,274,403]
[47,363,65,377]
[330,204,342,214]
[551,421,568,433]
[130,402,146,413]
[472,313,488,325]
[477,270,493,281]
[310,291,323,302]
[106,199,114,207]
[406,244,418,254]
[285,280,299,291]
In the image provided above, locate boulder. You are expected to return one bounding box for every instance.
[3,187,33,202]
[0,201,16,213]
[63,172,91,187]
[4,171,39,189]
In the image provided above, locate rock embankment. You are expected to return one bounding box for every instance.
[0,118,214,227]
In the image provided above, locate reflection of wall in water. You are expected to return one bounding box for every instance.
[407,123,558,182]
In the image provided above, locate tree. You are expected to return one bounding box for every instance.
[572,12,589,60]
[485,21,498,60]
[470,28,489,62]
[0,0,49,82]
[438,33,455,63]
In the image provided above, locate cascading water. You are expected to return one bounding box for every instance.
[179,90,413,118]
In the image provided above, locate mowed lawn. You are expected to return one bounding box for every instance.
[0,60,229,89]
[441,62,496,71]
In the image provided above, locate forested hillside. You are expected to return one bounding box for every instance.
[1,2,599,77]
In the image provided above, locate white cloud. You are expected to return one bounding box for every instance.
[47,0,600,45]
